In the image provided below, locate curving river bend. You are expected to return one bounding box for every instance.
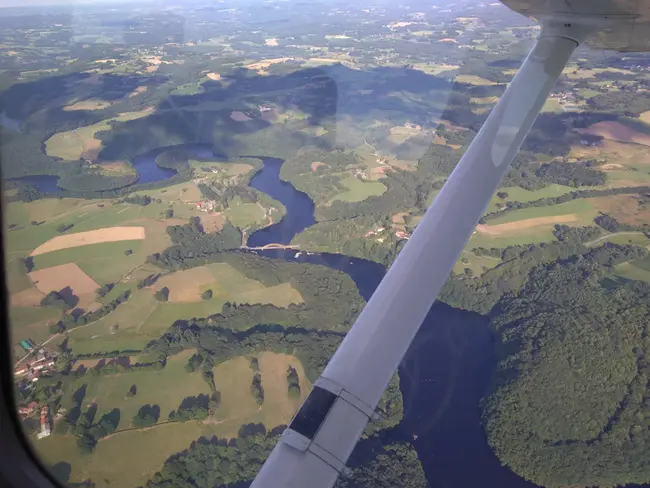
[247,158,536,488]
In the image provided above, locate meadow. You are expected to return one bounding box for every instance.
[66,263,304,355]
[35,351,310,488]
[330,175,387,203]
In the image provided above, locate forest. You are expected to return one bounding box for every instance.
[483,250,650,487]
[141,430,427,488]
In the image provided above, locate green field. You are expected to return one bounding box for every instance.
[486,184,575,212]
[33,240,146,285]
[615,262,650,283]
[9,306,62,349]
[44,109,153,161]
[487,199,597,225]
[170,82,203,95]
[5,256,32,293]
[66,288,160,354]
[224,197,267,229]
[468,228,558,249]
[453,250,501,277]
[331,175,386,203]
[35,352,310,488]
[66,263,303,355]
[578,88,602,99]
[587,232,650,247]
[541,98,564,113]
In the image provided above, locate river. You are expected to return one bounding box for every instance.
[244,159,537,488]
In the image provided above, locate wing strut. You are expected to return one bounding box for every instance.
[252,21,588,488]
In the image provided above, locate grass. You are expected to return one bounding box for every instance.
[487,199,597,225]
[468,227,557,249]
[330,175,386,203]
[66,288,160,355]
[9,306,62,350]
[189,160,255,178]
[615,262,650,283]
[32,240,145,285]
[453,250,501,277]
[589,233,650,247]
[577,88,601,99]
[35,352,310,488]
[455,74,496,86]
[5,256,32,293]
[44,109,152,161]
[224,197,266,228]
[564,66,635,80]
[170,83,203,95]
[541,98,564,113]
[67,263,303,355]
[486,185,575,213]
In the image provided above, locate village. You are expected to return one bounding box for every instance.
[14,340,59,440]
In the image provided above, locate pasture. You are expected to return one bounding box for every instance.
[224,197,267,229]
[330,175,387,203]
[35,352,309,488]
[29,263,99,309]
[44,108,153,161]
[588,194,650,227]
[154,263,303,306]
[31,226,145,256]
[66,263,303,355]
[486,184,574,212]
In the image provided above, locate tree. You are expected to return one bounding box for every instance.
[185,353,203,373]
[202,370,216,391]
[76,434,97,455]
[124,249,133,256]
[97,283,114,297]
[56,223,73,233]
[165,209,174,218]
[201,289,213,300]
[154,287,170,302]
[496,191,509,199]
[251,372,264,405]
[126,385,137,398]
[250,357,259,372]
[132,404,160,427]
[287,366,300,399]
[22,256,34,272]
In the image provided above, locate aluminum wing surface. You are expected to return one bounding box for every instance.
[500,0,650,51]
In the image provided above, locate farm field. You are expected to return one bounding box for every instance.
[453,250,501,277]
[223,197,267,229]
[31,226,145,256]
[66,263,303,355]
[44,108,153,161]
[486,199,597,225]
[330,175,387,203]
[35,352,310,488]
[485,184,574,212]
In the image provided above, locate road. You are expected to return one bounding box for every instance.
[585,231,646,247]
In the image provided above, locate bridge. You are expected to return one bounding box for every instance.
[242,243,301,251]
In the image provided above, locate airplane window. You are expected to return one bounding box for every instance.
[2,0,650,487]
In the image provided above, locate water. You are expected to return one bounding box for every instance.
[9,175,60,193]
[0,111,21,132]
[248,156,535,487]
[246,157,316,247]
